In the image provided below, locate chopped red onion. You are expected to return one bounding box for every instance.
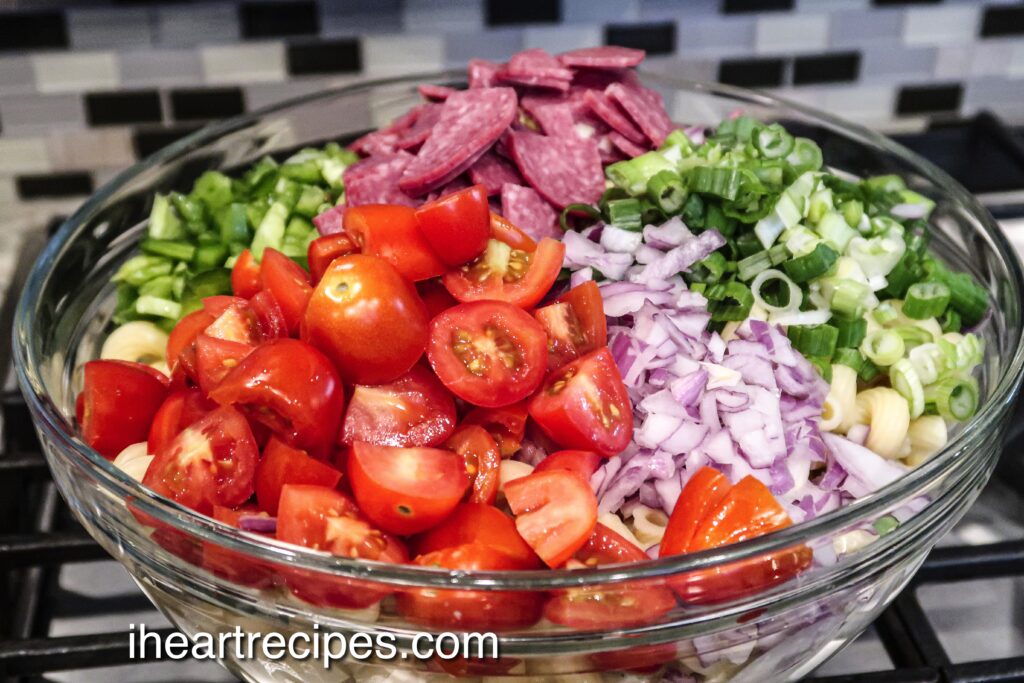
[238,514,277,533]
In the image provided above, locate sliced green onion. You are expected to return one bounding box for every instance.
[939,307,961,333]
[839,200,863,230]
[738,250,773,281]
[783,243,838,283]
[828,279,872,319]
[877,250,922,300]
[834,316,867,348]
[903,281,951,319]
[646,170,688,214]
[786,137,823,175]
[706,281,754,321]
[872,301,899,326]
[954,333,984,371]
[833,347,865,373]
[140,238,196,262]
[604,198,643,230]
[735,231,762,258]
[858,356,881,382]
[923,260,988,326]
[687,166,741,201]
[890,359,925,418]
[751,269,802,314]
[815,210,857,253]
[807,356,833,382]
[789,324,838,357]
[860,329,905,367]
[908,343,946,385]
[925,376,979,421]
[688,252,729,284]
[559,203,602,232]
[893,324,934,350]
[606,151,675,195]
[754,123,795,159]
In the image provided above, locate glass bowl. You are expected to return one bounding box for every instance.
[13,71,1024,682]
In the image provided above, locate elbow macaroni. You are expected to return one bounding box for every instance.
[825,364,859,433]
[854,387,910,459]
[100,321,169,369]
[597,512,646,552]
[905,415,948,467]
[628,504,669,549]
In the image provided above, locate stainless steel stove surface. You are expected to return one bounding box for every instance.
[3,114,1024,683]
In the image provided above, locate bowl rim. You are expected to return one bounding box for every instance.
[14,69,1024,590]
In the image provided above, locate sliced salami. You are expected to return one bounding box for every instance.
[508,130,604,209]
[344,151,418,207]
[399,87,518,196]
[392,102,444,151]
[607,130,647,159]
[506,48,574,82]
[468,59,501,88]
[501,183,560,241]
[583,89,647,146]
[606,81,673,147]
[313,205,345,236]
[349,106,420,156]
[469,152,523,195]
[496,68,571,92]
[520,96,576,138]
[558,46,646,69]
[418,83,457,101]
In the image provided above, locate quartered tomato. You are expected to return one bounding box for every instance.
[303,254,429,385]
[545,523,676,630]
[307,233,358,283]
[416,278,458,319]
[462,400,529,457]
[208,339,345,458]
[347,441,469,535]
[414,184,490,267]
[231,248,262,299]
[529,348,632,458]
[533,450,602,482]
[504,469,597,568]
[442,237,564,310]
[345,204,446,281]
[534,280,608,371]
[203,504,275,588]
[489,213,536,251]
[147,387,216,456]
[255,437,343,515]
[444,425,501,505]
[414,503,540,569]
[340,365,456,448]
[397,544,543,631]
[80,360,169,459]
[660,469,812,604]
[259,248,312,335]
[142,405,258,515]
[426,301,546,408]
[203,296,259,344]
[277,484,407,609]
[194,334,252,394]
[166,309,214,370]
[249,290,288,342]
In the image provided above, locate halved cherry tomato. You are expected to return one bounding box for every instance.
[660,470,812,604]
[442,237,564,310]
[194,334,252,394]
[259,248,312,335]
[277,484,407,609]
[534,280,608,371]
[209,339,345,458]
[340,365,456,448]
[414,503,540,569]
[489,213,536,252]
[589,643,679,674]
[504,470,597,568]
[303,254,429,385]
[147,387,216,455]
[427,301,546,408]
[307,233,358,283]
[529,348,633,458]
[397,544,543,631]
[462,400,528,457]
[416,278,458,319]
[347,441,469,535]
[534,450,602,482]
[255,437,343,515]
[249,290,287,342]
[414,184,490,267]
[544,522,676,629]
[203,505,275,588]
[166,309,214,370]
[345,204,446,281]
[444,425,501,505]
[203,296,258,343]
[142,405,258,515]
[231,248,262,299]
[80,360,169,459]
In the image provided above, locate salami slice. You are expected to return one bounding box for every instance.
[558,46,646,69]
[418,84,457,101]
[506,48,574,82]
[606,81,673,147]
[607,130,647,159]
[344,151,418,207]
[501,183,560,241]
[508,130,604,209]
[496,68,571,92]
[469,152,523,195]
[520,96,576,138]
[313,205,345,236]
[349,107,421,156]
[399,87,518,196]
[468,59,501,88]
[583,89,647,146]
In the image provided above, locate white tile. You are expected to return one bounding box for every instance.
[403,0,482,33]
[119,49,203,87]
[1010,44,1024,78]
[0,56,36,95]
[0,137,51,174]
[822,85,896,122]
[523,25,602,53]
[156,2,239,47]
[363,35,445,77]
[31,52,119,94]
[903,5,979,46]
[797,0,867,9]
[564,0,639,23]
[970,42,1014,77]
[755,14,829,54]
[200,43,285,85]
[934,45,973,80]
[47,129,135,171]
[0,94,85,136]
[67,7,153,50]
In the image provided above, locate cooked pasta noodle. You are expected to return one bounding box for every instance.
[112,442,153,482]
[100,320,169,369]
[597,512,646,551]
[498,460,534,495]
[628,504,669,548]
[905,415,948,467]
[826,364,859,433]
[855,387,910,459]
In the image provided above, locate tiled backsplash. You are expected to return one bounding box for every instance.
[1,0,1024,218]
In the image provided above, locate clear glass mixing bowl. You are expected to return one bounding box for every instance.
[13,72,1024,682]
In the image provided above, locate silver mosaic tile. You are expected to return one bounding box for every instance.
[46,128,135,171]
[564,0,640,24]
[363,35,445,77]
[861,44,937,82]
[756,13,830,55]
[0,93,85,137]
[0,56,36,97]
[119,49,204,88]
[443,29,524,67]
[903,5,980,47]
[677,16,758,57]
[66,7,154,50]
[200,42,286,85]
[403,0,483,34]
[320,0,404,37]
[523,25,602,53]
[829,8,904,49]
[31,51,119,94]
[154,3,239,48]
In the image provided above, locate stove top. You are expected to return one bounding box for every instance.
[3,113,1024,683]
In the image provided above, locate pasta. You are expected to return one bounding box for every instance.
[498,460,534,496]
[100,320,169,369]
[905,415,948,467]
[597,512,646,552]
[854,387,911,459]
[112,442,153,482]
[825,364,859,433]
[628,504,670,549]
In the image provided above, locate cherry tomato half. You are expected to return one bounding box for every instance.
[427,301,547,408]
[249,289,288,342]
[307,233,358,283]
[414,503,540,569]
[533,450,602,482]
[444,425,501,505]
[255,437,343,515]
[259,248,312,335]
[142,405,258,515]
[416,278,458,319]
[147,387,216,456]
[209,339,345,459]
[504,469,597,568]
[303,254,429,385]
[348,441,469,535]
[529,348,633,458]
[231,248,262,299]
[80,360,169,459]
[489,213,536,252]
[534,280,608,371]
[414,184,490,267]
[340,365,456,448]
[345,204,446,281]
[462,401,529,457]
[194,334,252,394]
[167,309,214,370]
[443,237,564,310]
